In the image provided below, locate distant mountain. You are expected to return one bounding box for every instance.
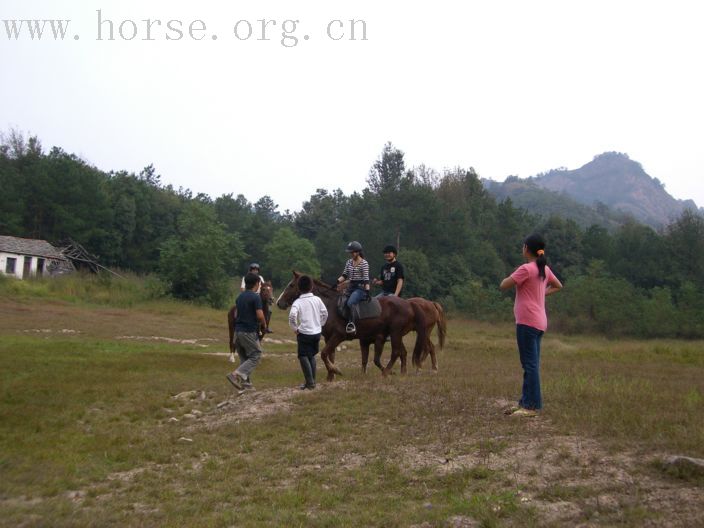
[483,177,629,230]
[484,152,700,229]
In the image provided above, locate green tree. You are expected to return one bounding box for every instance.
[399,248,432,298]
[666,210,704,287]
[263,227,321,287]
[612,221,666,289]
[366,142,405,195]
[159,202,244,307]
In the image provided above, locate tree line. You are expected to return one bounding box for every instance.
[2,131,703,337]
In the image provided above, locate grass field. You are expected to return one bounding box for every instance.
[1,276,703,527]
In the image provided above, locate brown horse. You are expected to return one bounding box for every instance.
[276,271,428,381]
[227,280,275,352]
[362,297,446,373]
[408,297,446,371]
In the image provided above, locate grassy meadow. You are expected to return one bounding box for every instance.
[1,275,703,527]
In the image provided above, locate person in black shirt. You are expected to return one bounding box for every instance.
[374,245,405,297]
[226,272,267,391]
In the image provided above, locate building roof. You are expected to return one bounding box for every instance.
[0,235,66,260]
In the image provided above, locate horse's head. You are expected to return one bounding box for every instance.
[260,280,274,304]
[276,271,303,309]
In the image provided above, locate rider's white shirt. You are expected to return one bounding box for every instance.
[241,275,265,293]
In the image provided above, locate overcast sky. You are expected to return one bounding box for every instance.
[3,0,703,212]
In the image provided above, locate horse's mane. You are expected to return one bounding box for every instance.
[312,277,334,289]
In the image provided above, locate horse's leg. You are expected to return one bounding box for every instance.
[321,334,344,381]
[265,304,271,331]
[429,338,438,372]
[382,331,403,377]
[373,336,385,371]
[399,340,408,375]
[360,339,371,374]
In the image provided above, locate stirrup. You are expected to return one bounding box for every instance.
[345,322,356,334]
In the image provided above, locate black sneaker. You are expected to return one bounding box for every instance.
[298,384,308,390]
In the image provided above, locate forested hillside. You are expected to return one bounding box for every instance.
[486,152,700,229]
[2,132,704,337]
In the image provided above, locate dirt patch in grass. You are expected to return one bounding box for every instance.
[197,382,351,430]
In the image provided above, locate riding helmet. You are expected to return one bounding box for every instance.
[346,241,363,253]
[249,262,260,270]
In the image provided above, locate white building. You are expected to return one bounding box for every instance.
[0,235,69,279]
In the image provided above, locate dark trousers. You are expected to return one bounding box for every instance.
[297,332,320,387]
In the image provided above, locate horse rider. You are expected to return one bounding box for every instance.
[240,263,265,293]
[337,241,371,333]
[373,244,405,298]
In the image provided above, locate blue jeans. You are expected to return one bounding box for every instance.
[346,288,367,308]
[516,324,544,410]
[375,292,395,299]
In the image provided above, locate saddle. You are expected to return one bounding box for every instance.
[337,294,382,322]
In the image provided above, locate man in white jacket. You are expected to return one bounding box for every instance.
[288,275,328,390]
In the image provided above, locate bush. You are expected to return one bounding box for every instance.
[444,279,513,321]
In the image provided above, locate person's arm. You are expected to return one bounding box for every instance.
[319,300,328,326]
[501,265,526,291]
[394,264,405,296]
[256,309,266,332]
[240,276,246,292]
[373,265,384,286]
[362,260,370,292]
[546,273,563,296]
[500,276,516,291]
[288,303,299,333]
[338,260,350,283]
[394,278,404,296]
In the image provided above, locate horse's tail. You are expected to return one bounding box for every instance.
[433,302,447,350]
[411,302,428,369]
[227,305,236,353]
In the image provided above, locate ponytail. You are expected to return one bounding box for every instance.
[524,233,547,280]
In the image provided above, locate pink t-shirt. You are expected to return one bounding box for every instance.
[510,262,555,331]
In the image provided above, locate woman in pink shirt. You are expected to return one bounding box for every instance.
[500,234,563,417]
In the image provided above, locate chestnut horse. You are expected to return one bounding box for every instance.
[227,280,274,352]
[363,297,446,373]
[276,271,428,381]
[409,298,446,371]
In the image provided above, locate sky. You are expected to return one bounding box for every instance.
[2,0,704,212]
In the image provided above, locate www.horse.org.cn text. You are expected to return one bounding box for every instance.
[2,10,369,48]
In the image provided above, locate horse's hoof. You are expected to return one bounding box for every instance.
[327,373,335,382]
